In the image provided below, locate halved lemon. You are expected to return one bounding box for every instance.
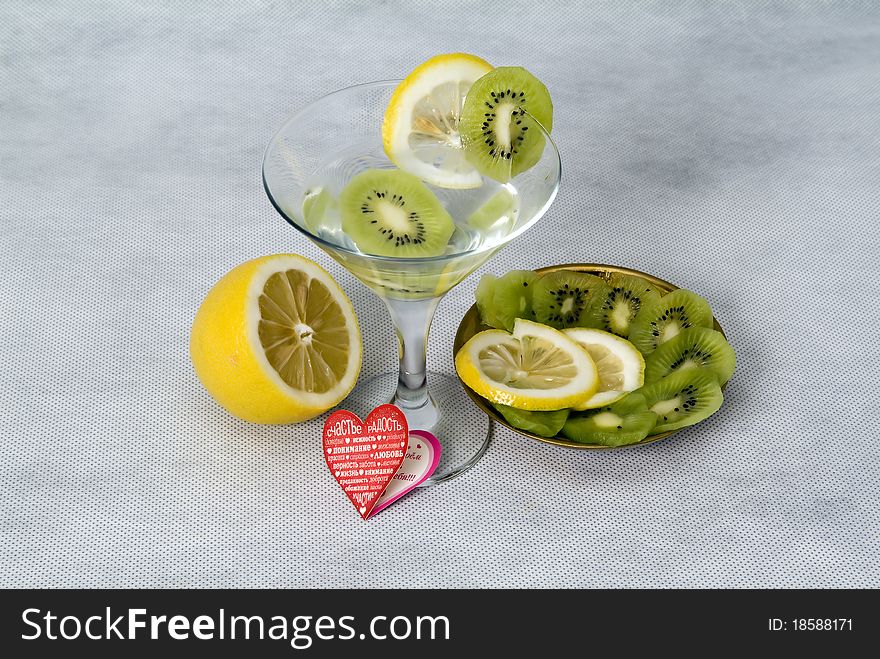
[190,254,362,423]
[382,53,493,188]
[563,328,645,411]
[455,319,599,411]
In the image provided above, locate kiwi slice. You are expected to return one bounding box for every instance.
[459,67,553,182]
[562,392,657,446]
[532,271,609,329]
[588,273,661,338]
[492,270,539,331]
[639,369,723,434]
[339,169,454,257]
[493,404,569,438]
[629,288,714,355]
[645,326,736,385]
[475,274,503,328]
[467,189,518,232]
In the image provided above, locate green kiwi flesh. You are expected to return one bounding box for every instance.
[494,404,569,438]
[340,169,454,257]
[532,271,608,329]
[639,369,723,433]
[460,67,553,182]
[629,288,714,354]
[645,326,736,385]
[562,392,657,446]
[588,273,662,337]
[475,274,502,328]
[492,270,539,331]
[467,189,518,232]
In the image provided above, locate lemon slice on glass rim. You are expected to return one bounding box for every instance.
[382,53,493,189]
[455,319,599,411]
[563,328,645,411]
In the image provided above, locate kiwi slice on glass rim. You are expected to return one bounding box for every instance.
[645,326,736,385]
[339,169,454,258]
[459,66,553,182]
[532,271,608,329]
[493,404,569,438]
[562,392,657,446]
[628,288,714,355]
[492,269,539,332]
[588,273,662,338]
[639,369,723,434]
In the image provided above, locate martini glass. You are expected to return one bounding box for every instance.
[263,81,560,484]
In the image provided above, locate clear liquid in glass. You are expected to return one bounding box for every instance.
[298,140,519,300]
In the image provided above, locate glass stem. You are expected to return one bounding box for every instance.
[383,296,441,430]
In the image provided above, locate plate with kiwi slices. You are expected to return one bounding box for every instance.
[453,263,733,450]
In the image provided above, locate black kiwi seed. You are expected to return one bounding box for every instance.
[480,91,532,161]
[545,286,588,324]
[587,274,662,338]
[360,189,428,248]
[340,169,454,258]
[533,272,607,328]
[669,347,712,370]
[460,67,554,183]
[630,289,715,354]
[644,325,737,384]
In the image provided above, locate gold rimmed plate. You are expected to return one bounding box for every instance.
[453,263,728,450]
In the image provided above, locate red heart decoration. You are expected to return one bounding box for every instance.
[322,404,408,520]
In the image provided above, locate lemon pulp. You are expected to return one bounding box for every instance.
[583,343,626,392]
[454,319,599,411]
[383,53,493,188]
[258,270,352,393]
[479,336,579,390]
[563,328,645,411]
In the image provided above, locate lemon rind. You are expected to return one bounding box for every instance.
[382,53,493,189]
[454,321,600,411]
[564,328,645,411]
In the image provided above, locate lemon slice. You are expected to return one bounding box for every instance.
[563,328,645,411]
[455,319,599,411]
[190,254,362,423]
[382,53,493,189]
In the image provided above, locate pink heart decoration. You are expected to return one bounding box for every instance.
[370,430,442,517]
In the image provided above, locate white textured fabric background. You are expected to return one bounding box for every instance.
[1,1,878,588]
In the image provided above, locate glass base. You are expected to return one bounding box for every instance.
[341,371,491,485]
